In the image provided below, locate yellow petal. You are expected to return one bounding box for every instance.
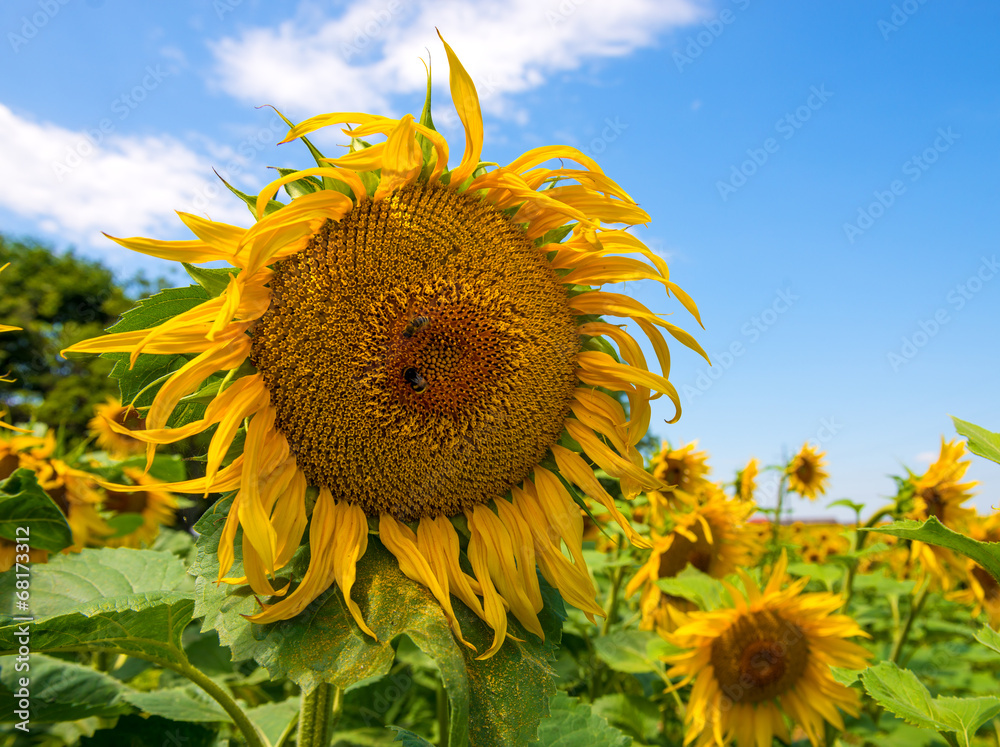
[374,114,422,200]
[437,31,483,187]
[330,498,375,638]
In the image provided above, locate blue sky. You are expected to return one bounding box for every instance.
[2,0,998,519]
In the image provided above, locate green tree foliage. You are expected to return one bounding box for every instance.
[0,234,159,437]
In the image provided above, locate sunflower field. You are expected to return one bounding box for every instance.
[2,35,1000,747]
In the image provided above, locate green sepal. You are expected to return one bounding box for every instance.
[416,58,438,181]
[0,468,73,552]
[182,263,240,298]
[581,334,621,363]
[216,171,284,218]
[536,224,576,247]
[270,166,324,199]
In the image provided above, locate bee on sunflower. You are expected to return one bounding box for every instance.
[663,551,871,747]
[785,442,829,500]
[63,35,706,658]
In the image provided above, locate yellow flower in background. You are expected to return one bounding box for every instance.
[734,457,758,502]
[647,440,712,524]
[626,490,758,632]
[908,438,977,528]
[664,552,870,747]
[0,263,28,434]
[786,442,829,500]
[99,467,178,548]
[947,512,1000,625]
[88,398,148,458]
[63,36,705,658]
[0,432,110,560]
[0,263,20,336]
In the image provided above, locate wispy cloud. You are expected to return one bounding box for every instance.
[209,0,705,118]
[0,104,250,255]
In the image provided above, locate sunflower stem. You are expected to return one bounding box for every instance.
[297,682,342,747]
[840,505,896,610]
[889,584,929,665]
[171,658,268,747]
[770,474,788,548]
[601,564,626,636]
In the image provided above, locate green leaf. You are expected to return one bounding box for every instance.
[270,166,324,199]
[217,172,284,217]
[182,263,239,298]
[655,566,731,610]
[122,686,231,723]
[592,630,662,674]
[246,699,299,746]
[973,624,1000,656]
[537,693,632,746]
[952,417,1000,465]
[863,517,1000,586]
[192,496,562,747]
[861,661,1000,747]
[103,512,146,538]
[830,666,863,687]
[827,498,865,513]
[78,714,218,747]
[0,468,73,551]
[389,726,435,746]
[786,561,844,589]
[100,285,209,408]
[0,548,194,665]
[0,653,132,722]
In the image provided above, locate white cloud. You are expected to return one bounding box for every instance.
[208,0,705,119]
[0,104,252,256]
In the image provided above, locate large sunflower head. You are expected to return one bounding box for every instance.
[906,437,977,528]
[664,552,871,747]
[88,397,148,458]
[785,442,829,500]
[63,36,705,658]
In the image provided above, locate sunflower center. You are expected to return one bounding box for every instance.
[658,522,714,578]
[709,609,809,704]
[795,462,815,484]
[250,181,580,522]
[104,489,150,515]
[921,487,945,520]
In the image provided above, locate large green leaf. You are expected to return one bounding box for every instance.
[192,495,563,747]
[0,468,73,551]
[655,566,730,610]
[974,624,1000,656]
[861,661,1000,747]
[99,285,209,408]
[592,630,662,674]
[183,263,240,298]
[863,517,1000,585]
[247,699,299,746]
[534,693,632,747]
[0,653,132,722]
[122,686,231,723]
[952,417,1000,465]
[0,548,194,664]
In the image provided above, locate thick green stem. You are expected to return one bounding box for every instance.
[601,565,626,636]
[43,646,267,747]
[889,585,929,664]
[297,682,343,747]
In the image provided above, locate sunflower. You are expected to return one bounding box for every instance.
[0,432,110,553]
[647,440,712,524]
[907,438,977,528]
[785,443,828,500]
[88,397,148,458]
[664,552,870,747]
[99,467,178,548]
[63,36,705,658]
[0,264,26,434]
[626,489,758,632]
[733,457,757,502]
